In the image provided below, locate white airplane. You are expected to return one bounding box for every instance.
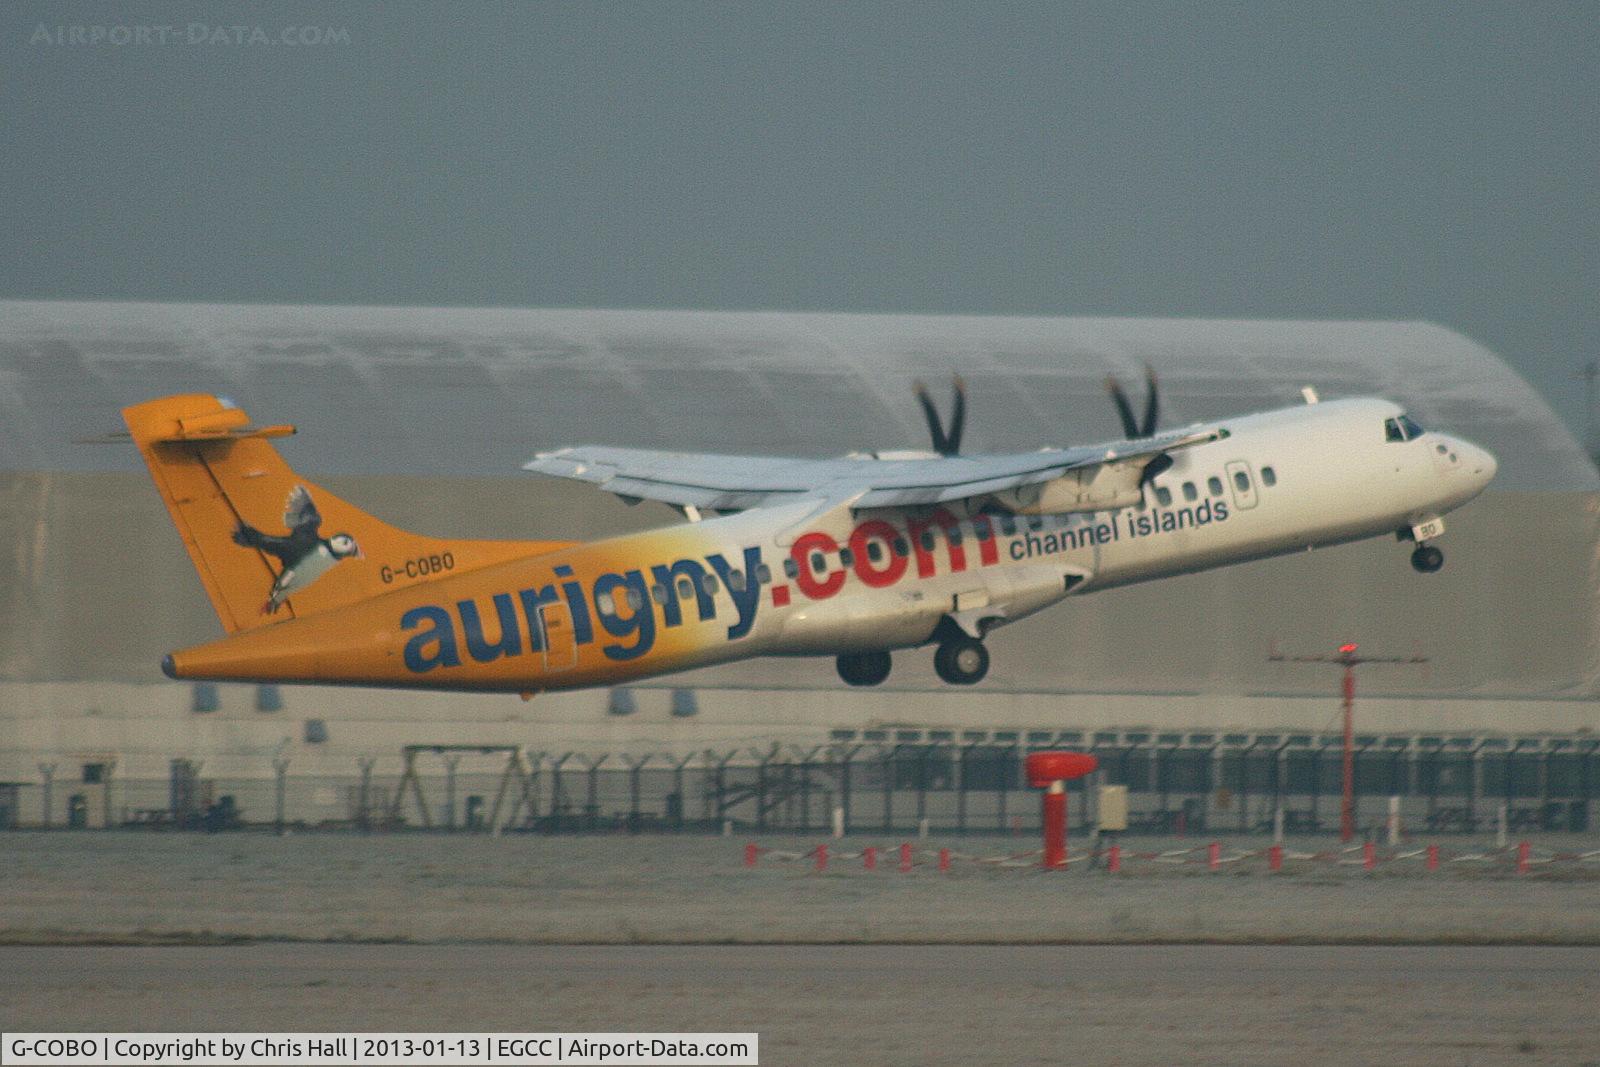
[130,375,1497,693]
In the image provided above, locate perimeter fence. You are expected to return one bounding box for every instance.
[5,735,1598,837]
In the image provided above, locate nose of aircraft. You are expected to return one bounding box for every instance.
[1473,443,1498,486]
[1463,440,1497,489]
[1443,435,1498,493]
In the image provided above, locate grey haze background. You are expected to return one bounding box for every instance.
[3,2,1596,443]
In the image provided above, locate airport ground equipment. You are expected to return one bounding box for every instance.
[1026,751,1099,868]
[1269,643,1428,841]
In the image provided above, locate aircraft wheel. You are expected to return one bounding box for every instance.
[1411,544,1444,574]
[934,636,990,686]
[837,650,892,687]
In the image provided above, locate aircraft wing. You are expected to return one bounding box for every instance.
[523,425,1225,514]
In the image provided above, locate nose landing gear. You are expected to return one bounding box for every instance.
[837,650,892,687]
[934,635,990,685]
[1411,544,1444,573]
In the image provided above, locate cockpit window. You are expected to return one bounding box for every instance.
[1384,414,1426,443]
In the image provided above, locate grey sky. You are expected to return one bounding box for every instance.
[4,2,1596,444]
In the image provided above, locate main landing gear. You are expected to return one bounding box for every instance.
[1411,544,1444,574]
[934,634,990,685]
[837,650,892,687]
[837,639,991,687]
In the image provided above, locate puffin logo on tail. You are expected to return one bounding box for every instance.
[233,485,362,614]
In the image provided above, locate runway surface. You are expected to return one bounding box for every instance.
[5,945,1599,1066]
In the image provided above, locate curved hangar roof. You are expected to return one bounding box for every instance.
[1,300,1596,699]
[0,299,1591,492]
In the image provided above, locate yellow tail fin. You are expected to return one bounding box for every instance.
[123,394,573,634]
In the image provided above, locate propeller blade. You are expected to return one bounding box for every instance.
[913,380,950,455]
[1105,376,1140,438]
[913,376,967,456]
[945,376,967,456]
[1141,365,1160,437]
[1140,452,1174,486]
[1106,365,1161,438]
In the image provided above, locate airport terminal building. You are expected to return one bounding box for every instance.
[2,301,1597,832]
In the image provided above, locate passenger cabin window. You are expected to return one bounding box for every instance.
[975,522,991,541]
[651,584,669,605]
[755,563,772,584]
[866,541,884,563]
[728,570,746,592]
[1233,470,1251,492]
[678,577,696,599]
[1261,466,1277,487]
[1182,482,1198,502]
[947,527,963,547]
[920,529,936,550]
[838,548,854,567]
[1208,476,1224,497]
[810,551,826,572]
[999,515,1017,536]
[892,536,910,557]
[625,587,645,611]
[1155,486,1173,507]
[782,558,799,580]
[701,572,720,595]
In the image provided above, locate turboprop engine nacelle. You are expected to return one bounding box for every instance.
[993,455,1162,515]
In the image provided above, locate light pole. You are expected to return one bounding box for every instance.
[1270,642,1427,842]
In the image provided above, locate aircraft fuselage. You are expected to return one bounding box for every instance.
[165,398,1496,691]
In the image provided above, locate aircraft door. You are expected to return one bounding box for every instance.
[1224,460,1259,510]
[538,600,579,672]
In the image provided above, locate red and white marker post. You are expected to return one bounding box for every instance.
[1025,751,1100,869]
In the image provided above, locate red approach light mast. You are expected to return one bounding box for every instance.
[1269,642,1428,842]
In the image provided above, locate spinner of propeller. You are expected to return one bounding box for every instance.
[911,366,1161,455]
